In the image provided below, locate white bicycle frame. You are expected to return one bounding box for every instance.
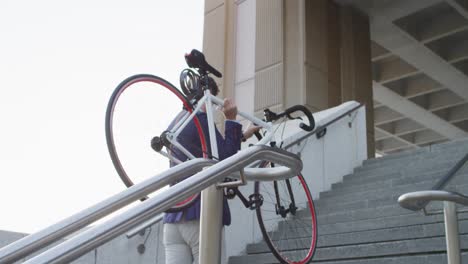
[161,90,275,165]
[157,88,277,264]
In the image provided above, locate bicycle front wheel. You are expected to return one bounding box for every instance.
[105,74,207,209]
[255,173,318,264]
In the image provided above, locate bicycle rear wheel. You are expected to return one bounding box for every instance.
[255,172,317,264]
[105,74,207,209]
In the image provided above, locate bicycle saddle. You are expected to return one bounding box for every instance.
[185,49,222,78]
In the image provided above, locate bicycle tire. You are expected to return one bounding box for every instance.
[105,74,207,211]
[255,172,318,264]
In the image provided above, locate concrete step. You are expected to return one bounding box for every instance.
[248,220,468,254]
[360,146,468,172]
[353,153,466,178]
[308,253,468,264]
[335,175,418,196]
[300,201,448,226]
[231,234,468,263]
[426,138,468,154]
[355,158,468,183]
[342,160,463,185]
[318,179,434,207]
[316,211,468,236]
[362,148,428,166]
[330,169,468,206]
[315,204,412,225]
[327,167,457,196]
[229,252,468,264]
[317,176,468,210]
[362,138,468,167]
[358,150,440,172]
[315,180,468,217]
[330,163,468,196]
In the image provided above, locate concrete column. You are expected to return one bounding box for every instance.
[304,0,374,157]
[328,2,342,108]
[304,0,342,112]
[284,0,306,109]
[340,6,375,157]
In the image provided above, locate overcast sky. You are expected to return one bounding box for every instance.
[0,0,204,233]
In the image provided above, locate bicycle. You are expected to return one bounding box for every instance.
[105,49,318,264]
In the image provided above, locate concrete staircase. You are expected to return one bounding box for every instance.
[228,138,468,263]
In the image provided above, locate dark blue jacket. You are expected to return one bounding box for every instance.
[163,111,242,225]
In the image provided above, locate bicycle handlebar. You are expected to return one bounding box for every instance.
[185,49,222,78]
[264,105,315,132]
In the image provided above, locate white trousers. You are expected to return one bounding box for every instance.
[163,220,200,264]
[163,220,226,264]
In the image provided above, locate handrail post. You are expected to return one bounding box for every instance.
[444,201,461,264]
[199,186,224,263]
[199,91,223,264]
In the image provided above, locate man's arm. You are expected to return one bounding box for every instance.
[218,98,242,160]
[217,98,261,160]
[217,120,242,160]
[187,114,242,160]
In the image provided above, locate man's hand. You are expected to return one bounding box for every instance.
[243,123,262,140]
[223,98,238,120]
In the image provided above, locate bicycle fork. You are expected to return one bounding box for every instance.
[271,163,297,218]
[274,178,298,218]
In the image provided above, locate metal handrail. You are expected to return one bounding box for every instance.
[0,158,215,264]
[124,163,300,239]
[125,165,299,238]
[397,151,468,264]
[398,190,468,211]
[399,152,468,212]
[432,152,468,191]
[283,103,363,149]
[22,145,302,264]
[398,190,468,264]
[126,214,163,239]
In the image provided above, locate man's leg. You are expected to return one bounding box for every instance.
[179,220,200,264]
[221,228,226,264]
[163,223,192,264]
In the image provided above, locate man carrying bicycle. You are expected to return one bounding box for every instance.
[162,78,259,264]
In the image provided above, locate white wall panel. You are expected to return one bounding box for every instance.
[235,0,256,84]
[235,79,255,114]
[234,0,256,114]
[254,64,283,111]
[255,0,283,70]
[254,0,284,111]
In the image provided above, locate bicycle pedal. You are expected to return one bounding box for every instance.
[225,188,236,199]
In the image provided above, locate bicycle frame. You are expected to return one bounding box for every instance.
[160,89,274,165]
